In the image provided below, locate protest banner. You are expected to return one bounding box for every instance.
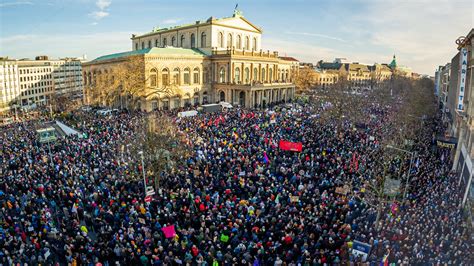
[279,140,303,152]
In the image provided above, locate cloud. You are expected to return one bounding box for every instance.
[0,1,33,8]
[90,22,98,26]
[284,31,346,43]
[0,32,131,60]
[96,0,111,10]
[1,34,37,43]
[90,10,109,20]
[350,0,473,74]
[91,0,112,21]
[161,18,183,25]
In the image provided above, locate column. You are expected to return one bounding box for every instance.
[250,63,254,82]
[231,62,235,83]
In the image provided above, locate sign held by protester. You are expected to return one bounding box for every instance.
[162,225,176,238]
[352,240,371,262]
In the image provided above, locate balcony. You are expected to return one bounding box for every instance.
[211,48,279,58]
[213,80,294,90]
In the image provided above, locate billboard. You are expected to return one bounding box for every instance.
[457,48,468,111]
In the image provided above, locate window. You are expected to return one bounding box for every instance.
[171,37,176,46]
[253,68,258,81]
[201,32,206,47]
[236,35,242,49]
[269,68,273,82]
[234,67,240,83]
[163,38,167,47]
[203,69,209,84]
[181,35,185,47]
[227,33,233,48]
[135,43,139,50]
[193,68,200,84]
[141,42,145,49]
[219,67,226,83]
[150,69,157,87]
[191,34,195,48]
[183,68,190,85]
[253,37,257,50]
[218,32,224,48]
[174,98,180,108]
[173,68,180,84]
[162,68,170,85]
[244,67,250,83]
[262,68,266,82]
[245,36,250,50]
[148,40,151,48]
[155,39,159,47]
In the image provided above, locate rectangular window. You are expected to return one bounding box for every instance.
[184,73,190,85]
[194,73,199,84]
[162,74,169,85]
[150,74,157,87]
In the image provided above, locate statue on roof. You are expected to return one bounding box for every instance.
[233,3,243,17]
[389,54,397,69]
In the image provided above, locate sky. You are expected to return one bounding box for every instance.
[0,0,473,75]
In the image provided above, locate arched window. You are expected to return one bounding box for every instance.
[236,35,242,49]
[219,91,225,102]
[234,67,241,83]
[171,37,176,47]
[190,33,196,48]
[193,68,200,84]
[227,33,233,48]
[244,67,250,84]
[163,38,167,47]
[285,70,289,81]
[149,68,157,87]
[155,39,159,47]
[161,68,169,85]
[141,42,145,49]
[219,67,226,83]
[148,40,151,48]
[253,37,257,50]
[261,68,266,82]
[269,68,273,82]
[253,68,258,81]
[201,32,207,47]
[218,32,224,48]
[245,36,250,50]
[180,35,185,47]
[183,68,190,85]
[173,68,180,85]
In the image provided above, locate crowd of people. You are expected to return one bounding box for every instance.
[1,96,472,265]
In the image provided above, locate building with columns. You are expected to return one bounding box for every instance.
[82,9,296,110]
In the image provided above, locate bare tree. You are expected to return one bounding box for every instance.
[91,56,183,109]
[128,113,192,190]
[294,67,316,94]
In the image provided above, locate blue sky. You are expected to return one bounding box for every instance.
[0,0,473,74]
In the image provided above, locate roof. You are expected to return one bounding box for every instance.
[91,47,207,62]
[133,14,262,39]
[345,63,370,72]
[279,56,299,62]
[317,62,342,70]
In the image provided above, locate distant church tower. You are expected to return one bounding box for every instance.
[389,54,397,69]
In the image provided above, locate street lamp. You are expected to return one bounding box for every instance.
[138,151,147,194]
[386,145,416,200]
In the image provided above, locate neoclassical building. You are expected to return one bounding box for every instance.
[83,10,297,110]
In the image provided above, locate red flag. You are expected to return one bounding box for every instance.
[279,140,303,152]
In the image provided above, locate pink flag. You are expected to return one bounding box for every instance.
[161,225,176,238]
